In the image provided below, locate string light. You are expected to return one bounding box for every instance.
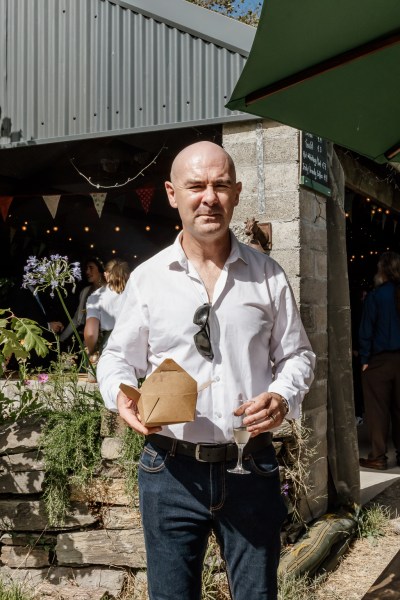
[175,225,180,230]
[69,145,166,190]
[90,244,94,248]
[111,249,116,254]
[114,226,120,232]
[145,225,151,231]
[46,229,51,234]
[53,226,58,231]
[84,226,90,232]
[21,225,27,231]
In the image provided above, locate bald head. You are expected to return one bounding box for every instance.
[170,141,237,184]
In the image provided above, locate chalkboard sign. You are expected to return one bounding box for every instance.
[300,132,331,197]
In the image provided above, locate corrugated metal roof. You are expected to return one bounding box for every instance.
[0,0,255,148]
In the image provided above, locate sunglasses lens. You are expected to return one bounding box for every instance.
[193,303,211,327]
[193,303,213,359]
[194,330,214,359]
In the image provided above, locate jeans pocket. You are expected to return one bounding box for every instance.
[139,442,169,473]
[248,444,280,477]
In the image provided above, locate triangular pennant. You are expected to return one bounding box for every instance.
[0,196,13,221]
[43,195,61,218]
[91,193,107,218]
[136,186,155,214]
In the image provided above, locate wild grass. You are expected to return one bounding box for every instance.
[356,502,392,540]
[0,579,34,600]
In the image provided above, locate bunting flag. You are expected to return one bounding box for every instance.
[91,193,107,218]
[136,186,155,214]
[0,196,13,221]
[43,195,61,218]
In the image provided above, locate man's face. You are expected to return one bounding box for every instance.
[165,144,241,242]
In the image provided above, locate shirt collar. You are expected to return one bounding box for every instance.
[167,230,249,271]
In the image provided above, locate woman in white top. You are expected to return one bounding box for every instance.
[60,257,106,344]
[84,259,130,358]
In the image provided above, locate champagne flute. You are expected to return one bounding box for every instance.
[227,398,251,475]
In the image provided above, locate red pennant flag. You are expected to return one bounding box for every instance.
[136,186,155,214]
[0,196,13,221]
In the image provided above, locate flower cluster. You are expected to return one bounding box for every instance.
[22,255,81,297]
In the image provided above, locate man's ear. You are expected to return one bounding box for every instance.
[234,181,242,206]
[165,181,177,208]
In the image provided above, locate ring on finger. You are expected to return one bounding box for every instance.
[269,413,277,422]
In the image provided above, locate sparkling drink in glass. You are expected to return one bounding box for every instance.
[228,403,251,475]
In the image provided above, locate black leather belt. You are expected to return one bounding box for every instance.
[147,432,272,463]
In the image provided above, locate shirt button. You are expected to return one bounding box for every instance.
[215,376,220,382]
[216,412,222,419]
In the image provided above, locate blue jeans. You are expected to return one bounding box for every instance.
[138,439,287,600]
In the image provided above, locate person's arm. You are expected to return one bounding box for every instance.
[97,276,161,435]
[84,317,100,355]
[265,270,316,420]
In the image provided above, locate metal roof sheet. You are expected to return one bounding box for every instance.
[0,0,255,148]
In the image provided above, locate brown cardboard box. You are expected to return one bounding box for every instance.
[119,358,197,427]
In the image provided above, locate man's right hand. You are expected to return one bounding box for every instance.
[116,390,162,436]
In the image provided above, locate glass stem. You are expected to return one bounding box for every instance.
[237,444,245,469]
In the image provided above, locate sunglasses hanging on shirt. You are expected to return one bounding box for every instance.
[193,303,214,360]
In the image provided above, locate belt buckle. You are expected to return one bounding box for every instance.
[195,443,208,462]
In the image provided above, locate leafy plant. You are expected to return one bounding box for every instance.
[201,535,229,600]
[0,578,35,600]
[277,571,324,600]
[356,502,391,541]
[118,426,144,502]
[40,400,103,526]
[0,308,48,376]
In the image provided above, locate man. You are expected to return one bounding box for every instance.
[359,251,400,471]
[97,141,315,600]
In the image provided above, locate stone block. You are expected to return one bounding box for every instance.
[264,191,300,222]
[102,506,142,530]
[0,532,56,546]
[56,530,146,568]
[133,571,148,600]
[100,410,127,437]
[264,133,300,164]
[1,545,49,568]
[265,162,300,194]
[299,189,327,224]
[302,380,327,411]
[223,120,257,141]
[101,438,123,460]
[300,221,327,251]
[0,418,44,455]
[34,583,110,600]
[0,565,125,596]
[271,220,300,251]
[300,305,315,332]
[0,471,45,494]
[307,332,328,357]
[300,278,327,306]
[313,304,328,332]
[0,450,44,472]
[0,500,98,531]
[269,250,300,280]
[70,478,131,506]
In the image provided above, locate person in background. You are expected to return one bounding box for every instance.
[84,258,130,358]
[97,141,315,600]
[359,251,400,471]
[60,256,106,346]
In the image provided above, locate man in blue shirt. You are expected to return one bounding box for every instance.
[359,252,400,470]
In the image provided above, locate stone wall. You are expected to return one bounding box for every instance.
[0,415,147,599]
[224,120,329,518]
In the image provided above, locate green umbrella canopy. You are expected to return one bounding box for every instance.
[227,0,400,164]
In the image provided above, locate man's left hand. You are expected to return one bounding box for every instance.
[241,392,287,437]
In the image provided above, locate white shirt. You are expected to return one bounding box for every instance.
[97,232,315,444]
[86,286,126,331]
